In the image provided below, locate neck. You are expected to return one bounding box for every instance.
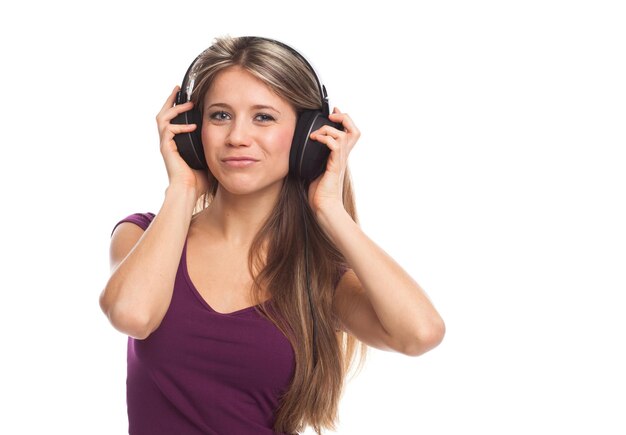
[198,181,284,246]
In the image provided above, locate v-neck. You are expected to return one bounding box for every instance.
[181,238,267,316]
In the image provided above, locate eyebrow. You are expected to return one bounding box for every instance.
[205,103,281,114]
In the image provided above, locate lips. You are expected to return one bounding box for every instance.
[222,156,259,162]
[221,156,259,168]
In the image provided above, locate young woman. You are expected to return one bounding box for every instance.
[100,36,445,435]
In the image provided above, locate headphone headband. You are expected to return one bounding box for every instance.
[177,36,330,115]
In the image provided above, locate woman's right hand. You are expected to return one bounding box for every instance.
[156,86,210,199]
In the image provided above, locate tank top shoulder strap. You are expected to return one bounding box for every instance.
[111,212,156,237]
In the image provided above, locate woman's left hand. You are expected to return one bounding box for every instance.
[307,107,360,217]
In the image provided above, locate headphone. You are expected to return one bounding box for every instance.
[171,36,342,183]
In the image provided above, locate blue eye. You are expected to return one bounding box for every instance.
[255,113,275,122]
[209,111,230,121]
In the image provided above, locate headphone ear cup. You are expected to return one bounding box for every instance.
[290,110,342,182]
[172,108,207,170]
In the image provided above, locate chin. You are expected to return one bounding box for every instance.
[218,175,286,197]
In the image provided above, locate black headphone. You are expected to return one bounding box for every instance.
[171,36,342,183]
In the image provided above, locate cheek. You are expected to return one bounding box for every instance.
[201,124,217,148]
[270,127,295,156]
[271,128,294,175]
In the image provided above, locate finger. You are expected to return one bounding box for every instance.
[158,86,194,116]
[157,100,195,125]
[329,111,359,136]
[159,122,197,141]
[311,129,353,165]
[170,123,197,134]
[160,86,180,112]
[309,133,340,152]
[167,100,194,118]
[311,125,344,140]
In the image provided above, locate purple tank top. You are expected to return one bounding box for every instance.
[111,213,297,435]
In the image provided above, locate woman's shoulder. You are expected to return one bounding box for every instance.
[110,212,156,236]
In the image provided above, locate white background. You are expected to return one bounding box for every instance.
[1,1,624,434]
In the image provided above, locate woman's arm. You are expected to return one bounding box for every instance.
[318,205,445,356]
[100,185,197,339]
[100,87,208,339]
[307,108,444,356]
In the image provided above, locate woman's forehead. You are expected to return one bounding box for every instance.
[204,66,290,109]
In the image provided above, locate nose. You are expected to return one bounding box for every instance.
[226,118,252,147]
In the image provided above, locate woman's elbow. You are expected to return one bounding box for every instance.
[99,290,152,340]
[404,316,446,357]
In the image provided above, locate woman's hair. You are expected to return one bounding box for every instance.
[189,35,368,435]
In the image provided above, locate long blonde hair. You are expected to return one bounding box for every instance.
[190,36,368,434]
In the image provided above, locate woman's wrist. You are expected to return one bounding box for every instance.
[315,202,352,236]
[165,183,198,210]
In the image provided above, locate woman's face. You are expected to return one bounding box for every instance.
[201,66,298,196]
